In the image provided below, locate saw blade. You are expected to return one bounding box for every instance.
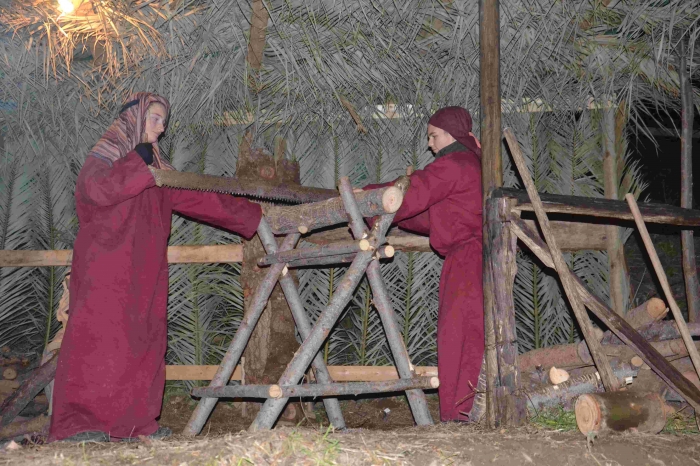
[149,168,338,204]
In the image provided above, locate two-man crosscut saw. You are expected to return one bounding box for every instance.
[149,167,338,204]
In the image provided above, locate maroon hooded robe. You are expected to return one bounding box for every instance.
[365,107,483,422]
[49,94,262,441]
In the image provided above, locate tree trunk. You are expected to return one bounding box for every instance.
[602,103,630,316]
[238,149,303,422]
[679,40,699,323]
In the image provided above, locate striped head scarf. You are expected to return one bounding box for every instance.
[88,92,174,170]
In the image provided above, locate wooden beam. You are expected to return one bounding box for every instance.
[0,245,243,267]
[495,187,700,227]
[165,365,437,382]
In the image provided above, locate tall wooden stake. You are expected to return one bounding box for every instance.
[480,0,502,429]
[679,40,699,323]
[504,128,620,392]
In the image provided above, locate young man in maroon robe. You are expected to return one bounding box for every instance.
[49,93,263,442]
[363,106,483,422]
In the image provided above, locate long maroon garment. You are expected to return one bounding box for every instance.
[48,152,261,441]
[366,149,483,422]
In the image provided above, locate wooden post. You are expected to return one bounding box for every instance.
[679,40,699,323]
[504,128,620,392]
[485,197,525,425]
[480,0,502,430]
[601,102,629,316]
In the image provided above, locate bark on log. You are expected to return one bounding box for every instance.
[485,198,525,425]
[603,320,700,346]
[264,185,404,235]
[495,187,700,227]
[520,366,637,413]
[0,415,49,441]
[0,352,57,427]
[575,392,669,436]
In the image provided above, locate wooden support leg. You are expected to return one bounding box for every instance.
[338,177,433,426]
[249,214,395,431]
[485,197,525,425]
[256,220,346,429]
[183,227,300,436]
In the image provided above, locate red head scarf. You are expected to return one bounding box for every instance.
[427,106,481,158]
[88,92,173,170]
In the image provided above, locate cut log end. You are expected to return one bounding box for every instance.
[575,394,602,435]
[298,225,309,234]
[384,245,395,258]
[549,366,570,385]
[2,368,17,381]
[429,377,440,389]
[359,239,370,251]
[268,385,283,399]
[381,187,404,213]
[647,298,668,320]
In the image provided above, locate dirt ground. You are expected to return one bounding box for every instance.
[2,394,699,465]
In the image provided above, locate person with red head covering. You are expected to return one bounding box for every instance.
[49,93,262,442]
[362,106,483,422]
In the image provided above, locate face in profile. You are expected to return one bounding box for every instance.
[427,124,456,154]
[143,103,167,144]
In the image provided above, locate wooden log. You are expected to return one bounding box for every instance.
[600,298,667,344]
[575,392,669,436]
[625,194,700,390]
[0,352,57,427]
[495,187,700,227]
[519,339,700,373]
[486,197,525,425]
[680,40,699,323]
[510,216,700,411]
[165,364,437,382]
[520,218,608,251]
[0,414,49,441]
[191,377,440,399]
[1,368,17,381]
[264,185,404,235]
[0,244,243,267]
[504,128,620,392]
[520,365,637,413]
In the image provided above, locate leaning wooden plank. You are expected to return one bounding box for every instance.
[0,245,244,267]
[625,194,700,388]
[504,127,620,392]
[494,187,700,227]
[510,217,700,411]
[165,365,437,382]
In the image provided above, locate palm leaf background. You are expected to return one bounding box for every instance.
[0,1,698,376]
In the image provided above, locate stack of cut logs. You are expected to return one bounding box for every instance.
[518,297,700,435]
[0,347,50,442]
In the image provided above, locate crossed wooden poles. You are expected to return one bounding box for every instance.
[183,176,435,434]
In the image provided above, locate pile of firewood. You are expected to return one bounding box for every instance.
[0,347,51,443]
[516,298,700,434]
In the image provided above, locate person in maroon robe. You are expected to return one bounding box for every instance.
[363,106,483,422]
[49,93,262,442]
